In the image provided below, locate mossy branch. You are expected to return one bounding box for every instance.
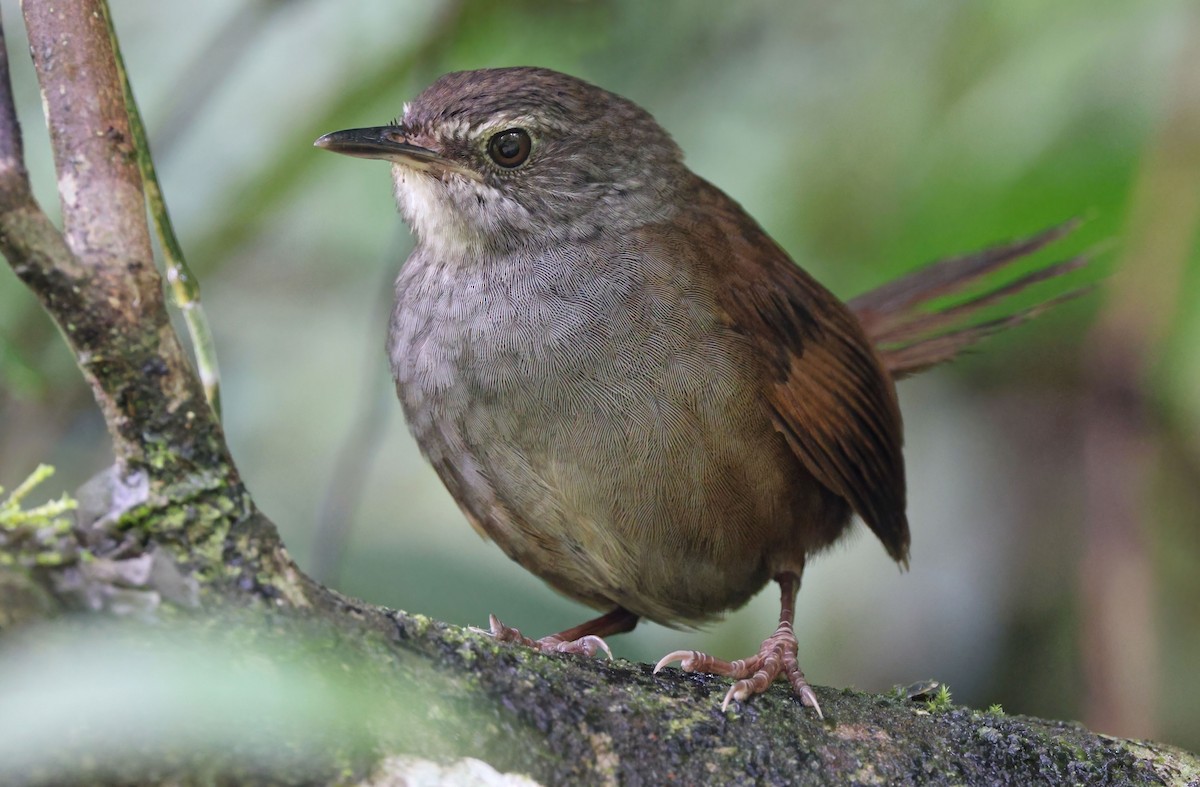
[1,1,230,488]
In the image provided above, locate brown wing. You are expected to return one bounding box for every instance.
[677,181,910,563]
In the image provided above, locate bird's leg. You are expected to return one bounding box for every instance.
[654,571,822,716]
[486,606,639,659]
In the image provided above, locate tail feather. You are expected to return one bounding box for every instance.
[849,221,1089,379]
[877,289,1092,379]
[870,255,1089,347]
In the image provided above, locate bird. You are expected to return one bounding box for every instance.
[315,66,1085,715]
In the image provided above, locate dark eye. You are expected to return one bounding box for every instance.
[487,129,531,168]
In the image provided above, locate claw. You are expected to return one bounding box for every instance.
[487,614,538,648]
[653,649,693,673]
[587,635,614,660]
[721,684,741,712]
[799,685,824,719]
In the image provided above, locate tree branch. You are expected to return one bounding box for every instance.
[8,0,230,487]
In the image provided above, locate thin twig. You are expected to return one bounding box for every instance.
[100,1,223,418]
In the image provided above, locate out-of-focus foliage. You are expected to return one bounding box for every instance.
[1,0,1197,751]
[0,618,487,784]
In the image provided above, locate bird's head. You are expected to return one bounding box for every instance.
[316,67,687,254]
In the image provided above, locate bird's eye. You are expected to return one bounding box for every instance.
[487,129,532,168]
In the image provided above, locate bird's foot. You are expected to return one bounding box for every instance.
[654,619,822,717]
[481,613,613,659]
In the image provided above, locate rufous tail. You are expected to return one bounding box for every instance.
[849,221,1089,380]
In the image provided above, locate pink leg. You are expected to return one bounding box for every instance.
[654,572,822,716]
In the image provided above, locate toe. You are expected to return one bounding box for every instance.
[544,634,613,660]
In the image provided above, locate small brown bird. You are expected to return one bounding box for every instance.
[316,67,1083,715]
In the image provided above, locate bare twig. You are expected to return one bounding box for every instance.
[100,0,223,418]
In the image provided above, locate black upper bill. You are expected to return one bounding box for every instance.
[313,126,442,162]
[314,126,481,181]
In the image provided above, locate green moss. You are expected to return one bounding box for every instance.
[106,466,249,596]
[924,684,953,713]
[143,439,175,472]
[0,465,80,571]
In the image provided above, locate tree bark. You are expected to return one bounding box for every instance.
[0,2,1196,785]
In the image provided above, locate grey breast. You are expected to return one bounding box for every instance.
[387,235,801,625]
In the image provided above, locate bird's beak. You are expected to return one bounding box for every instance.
[314,126,480,181]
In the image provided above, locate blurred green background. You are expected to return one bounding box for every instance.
[2,0,1198,752]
